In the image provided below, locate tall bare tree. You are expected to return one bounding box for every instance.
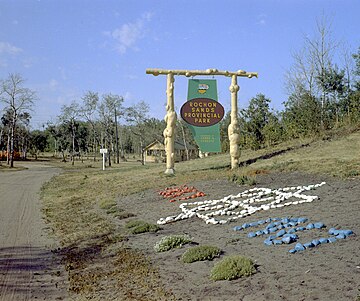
[98,94,124,166]
[0,74,35,167]
[81,91,100,161]
[59,101,80,165]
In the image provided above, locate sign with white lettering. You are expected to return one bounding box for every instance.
[100,148,108,154]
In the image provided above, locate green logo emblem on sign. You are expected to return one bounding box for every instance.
[198,84,209,94]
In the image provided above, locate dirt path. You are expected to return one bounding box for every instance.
[0,162,68,301]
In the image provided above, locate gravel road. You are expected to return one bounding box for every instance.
[0,162,68,301]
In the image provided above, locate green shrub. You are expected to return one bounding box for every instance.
[181,245,221,263]
[210,255,256,281]
[154,234,192,252]
[125,220,160,234]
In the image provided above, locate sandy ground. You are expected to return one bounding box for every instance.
[117,172,360,301]
[0,162,68,301]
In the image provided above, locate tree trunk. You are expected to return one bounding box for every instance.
[6,132,10,165]
[179,121,189,161]
[10,122,15,168]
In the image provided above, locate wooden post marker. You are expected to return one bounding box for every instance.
[146,68,258,172]
[100,148,108,171]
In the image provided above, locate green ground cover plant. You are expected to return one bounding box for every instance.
[181,245,221,263]
[210,255,256,281]
[154,234,192,252]
[125,220,161,234]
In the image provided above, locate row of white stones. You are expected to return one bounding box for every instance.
[157,182,326,225]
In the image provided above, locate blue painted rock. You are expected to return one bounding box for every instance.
[297,217,308,223]
[287,228,296,234]
[295,243,305,251]
[328,228,338,235]
[268,235,276,241]
[263,229,269,235]
[258,220,266,225]
[264,239,273,246]
[266,223,276,229]
[342,230,354,236]
[319,238,328,244]
[304,242,314,248]
[268,227,277,233]
[306,223,315,230]
[284,233,298,240]
[328,237,337,243]
[296,227,306,231]
[233,226,242,231]
[312,239,320,246]
[242,223,250,229]
[335,233,346,239]
[282,236,292,244]
[282,218,290,223]
[277,224,285,230]
[276,229,286,237]
[290,218,299,223]
[248,232,256,238]
[314,222,325,229]
[250,222,259,227]
[289,248,297,254]
[273,239,283,245]
[289,221,298,227]
[255,230,264,236]
[265,218,272,223]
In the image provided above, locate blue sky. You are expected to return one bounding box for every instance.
[0,0,359,129]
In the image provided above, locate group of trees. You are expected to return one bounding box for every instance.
[220,20,360,151]
[1,19,360,166]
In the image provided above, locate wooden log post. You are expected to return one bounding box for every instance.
[163,73,176,174]
[228,75,241,169]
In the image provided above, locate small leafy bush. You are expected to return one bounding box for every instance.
[210,255,256,281]
[154,234,192,252]
[125,220,160,234]
[181,245,221,263]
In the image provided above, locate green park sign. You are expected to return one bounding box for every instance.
[182,79,224,153]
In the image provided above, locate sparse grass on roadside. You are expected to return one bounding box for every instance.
[210,255,256,281]
[181,245,221,263]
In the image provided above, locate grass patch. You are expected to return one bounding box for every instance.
[99,198,117,210]
[181,245,221,263]
[210,255,256,281]
[229,173,256,186]
[114,211,135,220]
[154,234,192,252]
[125,220,161,234]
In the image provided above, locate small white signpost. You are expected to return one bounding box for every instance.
[100,148,108,170]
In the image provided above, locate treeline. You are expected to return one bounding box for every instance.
[0,81,195,165]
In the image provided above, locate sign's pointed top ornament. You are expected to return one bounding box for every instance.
[146,68,258,174]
